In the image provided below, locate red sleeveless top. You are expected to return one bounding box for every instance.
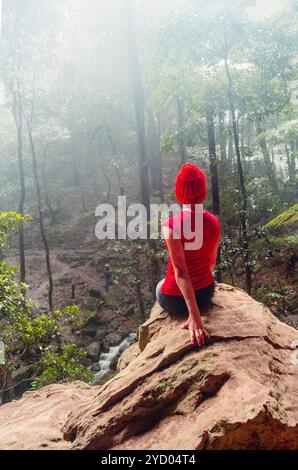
[161,210,220,296]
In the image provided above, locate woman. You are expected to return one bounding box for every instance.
[156,163,221,348]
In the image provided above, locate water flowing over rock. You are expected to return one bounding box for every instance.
[0,284,297,450]
[92,333,137,384]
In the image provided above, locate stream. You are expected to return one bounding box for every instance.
[0,333,138,404]
[92,332,137,385]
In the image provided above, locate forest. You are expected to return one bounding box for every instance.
[0,0,297,413]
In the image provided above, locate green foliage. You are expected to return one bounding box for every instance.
[0,256,83,389]
[247,177,283,225]
[218,236,243,273]
[160,129,177,154]
[55,305,81,331]
[0,253,88,389]
[1,275,81,356]
[254,284,297,316]
[0,213,86,390]
[0,212,24,249]
[0,261,31,319]
[266,204,298,228]
[31,344,92,388]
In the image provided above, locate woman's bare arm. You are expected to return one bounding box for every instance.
[162,225,209,347]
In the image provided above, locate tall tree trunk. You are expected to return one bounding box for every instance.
[176,96,187,164]
[257,124,279,193]
[4,0,26,282]
[41,145,57,225]
[206,105,220,215]
[146,107,164,201]
[126,0,150,213]
[206,103,222,282]
[96,132,112,203]
[12,89,26,282]
[219,112,227,161]
[106,129,125,196]
[289,141,296,181]
[27,123,54,312]
[285,145,294,181]
[227,111,234,162]
[224,50,251,295]
[240,117,247,171]
[240,117,245,153]
[114,165,124,196]
[126,0,160,298]
[102,165,112,203]
[72,153,87,212]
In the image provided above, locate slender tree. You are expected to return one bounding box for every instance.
[11,80,26,282]
[27,93,54,312]
[105,128,125,197]
[206,103,220,216]
[146,106,164,201]
[125,0,161,297]
[176,96,187,164]
[206,101,222,282]
[125,0,150,214]
[224,40,252,294]
[4,1,27,282]
[257,124,280,193]
[219,111,227,161]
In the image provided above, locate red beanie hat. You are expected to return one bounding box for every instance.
[174,163,207,204]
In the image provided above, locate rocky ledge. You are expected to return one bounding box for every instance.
[0,284,297,450]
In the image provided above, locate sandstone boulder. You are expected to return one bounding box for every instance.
[63,284,298,450]
[117,342,140,371]
[0,284,297,450]
[0,382,96,450]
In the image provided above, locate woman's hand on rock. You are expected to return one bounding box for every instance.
[181,315,209,348]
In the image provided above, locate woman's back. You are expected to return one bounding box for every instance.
[161,209,220,295]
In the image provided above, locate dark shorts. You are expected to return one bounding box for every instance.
[156,279,215,316]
